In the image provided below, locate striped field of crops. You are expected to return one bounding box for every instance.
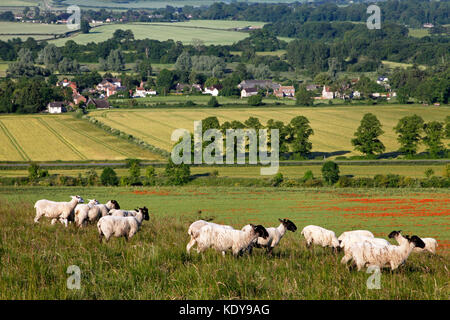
[90,105,449,156]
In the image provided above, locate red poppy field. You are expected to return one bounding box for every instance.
[0,186,448,299]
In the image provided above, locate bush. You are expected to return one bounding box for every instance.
[207,96,219,108]
[28,163,48,181]
[165,159,190,185]
[248,94,263,106]
[302,170,314,182]
[321,161,340,185]
[336,176,352,187]
[100,167,119,186]
[271,172,284,186]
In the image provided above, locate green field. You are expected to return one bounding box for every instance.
[408,28,430,38]
[0,22,71,42]
[0,163,447,179]
[0,114,161,161]
[50,22,257,46]
[0,185,448,299]
[90,105,450,156]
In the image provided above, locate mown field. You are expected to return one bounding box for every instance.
[0,114,162,161]
[50,21,259,46]
[0,186,448,299]
[91,105,450,156]
[0,163,447,179]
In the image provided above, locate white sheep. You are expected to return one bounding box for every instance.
[96,200,121,217]
[34,195,84,227]
[248,218,297,254]
[194,223,269,256]
[338,230,374,242]
[388,230,437,254]
[186,220,234,253]
[348,233,426,271]
[74,199,101,227]
[97,207,150,242]
[340,235,391,265]
[110,206,148,217]
[301,225,339,249]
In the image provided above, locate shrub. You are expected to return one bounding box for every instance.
[248,94,263,106]
[271,172,284,186]
[302,170,314,182]
[336,176,352,187]
[424,168,434,178]
[207,96,219,108]
[165,159,190,185]
[321,161,340,185]
[100,167,119,186]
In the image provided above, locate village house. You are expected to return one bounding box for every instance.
[134,82,157,98]
[203,85,222,97]
[321,86,335,99]
[274,86,295,98]
[86,98,111,109]
[47,102,67,114]
[96,78,122,92]
[241,87,259,98]
[176,83,202,94]
[306,84,319,91]
[238,80,280,91]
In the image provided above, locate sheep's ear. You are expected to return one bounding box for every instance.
[278,218,283,223]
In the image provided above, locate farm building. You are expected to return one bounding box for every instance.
[274,86,295,98]
[47,102,67,114]
[203,85,222,96]
[241,87,259,98]
[86,98,111,109]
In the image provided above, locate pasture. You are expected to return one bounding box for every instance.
[0,163,447,179]
[0,114,162,161]
[0,186,448,299]
[90,105,450,156]
[50,22,256,46]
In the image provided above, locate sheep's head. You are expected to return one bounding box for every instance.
[88,199,100,205]
[251,224,269,239]
[279,218,297,232]
[140,207,150,221]
[405,235,425,249]
[388,230,402,239]
[108,200,120,209]
[71,195,84,203]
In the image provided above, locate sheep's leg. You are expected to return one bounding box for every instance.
[34,211,44,223]
[186,237,196,253]
[98,232,103,243]
[267,247,274,255]
[341,253,352,265]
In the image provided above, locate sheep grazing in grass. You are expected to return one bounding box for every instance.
[110,206,148,217]
[74,199,100,227]
[248,218,297,254]
[348,232,425,271]
[97,207,150,242]
[194,223,269,256]
[186,220,234,254]
[96,200,120,217]
[388,230,437,254]
[301,225,339,250]
[34,195,84,227]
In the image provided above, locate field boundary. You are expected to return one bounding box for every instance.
[0,120,30,161]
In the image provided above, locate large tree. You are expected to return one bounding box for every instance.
[296,85,314,106]
[288,116,314,157]
[351,113,385,156]
[423,121,446,157]
[394,114,424,156]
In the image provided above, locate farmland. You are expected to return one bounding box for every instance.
[0,114,162,161]
[0,185,448,299]
[50,21,264,46]
[90,105,450,156]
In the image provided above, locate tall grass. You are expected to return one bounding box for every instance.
[0,186,448,299]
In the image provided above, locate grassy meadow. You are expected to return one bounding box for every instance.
[0,114,162,161]
[0,185,448,299]
[0,163,447,179]
[50,22,257,46]
[91,105,450,156]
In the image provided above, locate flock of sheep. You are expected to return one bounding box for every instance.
[33,195,438,272]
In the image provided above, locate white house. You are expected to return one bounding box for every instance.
[241,87,259,98]
[47,102,67,114]
[203,86,220,96]
[134,86,157,98]
[322,86,334,99]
